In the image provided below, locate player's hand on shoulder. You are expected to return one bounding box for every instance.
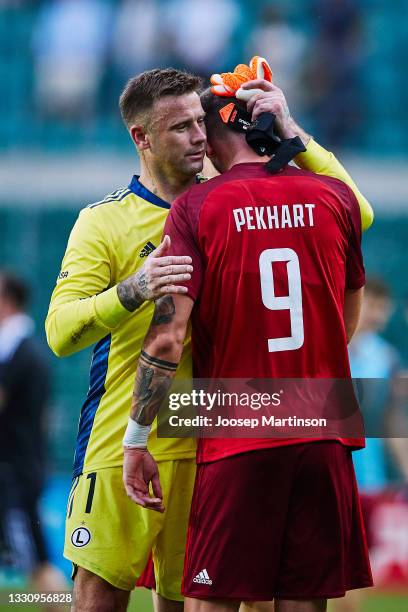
[117,235,193,311]
[123,447,164,512]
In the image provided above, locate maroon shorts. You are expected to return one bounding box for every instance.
[136,555,156,590]
[182,441,373,601]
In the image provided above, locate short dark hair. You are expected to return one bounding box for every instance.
[119,68,203,128]
[365,277,391,300]
[0,271,30,310]
[200,87,247,141]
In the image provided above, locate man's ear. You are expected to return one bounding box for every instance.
[130,125,150,151]
[206,141,215,159]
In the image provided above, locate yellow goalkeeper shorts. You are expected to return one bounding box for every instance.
[64,459,196,600]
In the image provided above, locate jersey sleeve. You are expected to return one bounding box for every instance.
[164,193,203,302]
[45,207,131,357]
[344,188,366,290]
[295,139,374,232]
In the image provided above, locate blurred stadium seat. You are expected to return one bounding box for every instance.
[0,0,406,153]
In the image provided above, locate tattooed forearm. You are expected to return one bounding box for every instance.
[117,270,147,312]
[140,350,178,371]
[131,351,178,425]
[152,296,175,326]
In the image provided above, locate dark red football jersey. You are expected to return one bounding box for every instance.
[164,163,365,462]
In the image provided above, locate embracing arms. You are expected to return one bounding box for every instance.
[45,205,192,357]
[242,79,374,231]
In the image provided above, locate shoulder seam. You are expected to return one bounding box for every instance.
[87,188,132,209]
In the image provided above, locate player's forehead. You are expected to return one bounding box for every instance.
[150,92,204,128]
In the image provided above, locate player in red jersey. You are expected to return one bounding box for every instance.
[123,83,373,611]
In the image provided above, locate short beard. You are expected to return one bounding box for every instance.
[175,157,204,180]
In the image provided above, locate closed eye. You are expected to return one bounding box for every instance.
[171,123,187,131]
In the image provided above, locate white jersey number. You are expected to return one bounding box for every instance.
[259,248,304,352]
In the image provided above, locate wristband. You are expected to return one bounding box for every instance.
[123,417,151,448]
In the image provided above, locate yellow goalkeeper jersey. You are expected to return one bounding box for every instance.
[46,176,197,476]
[45,140,373,478]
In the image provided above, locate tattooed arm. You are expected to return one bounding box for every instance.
[122,294,194,510]
[116,235,193,312]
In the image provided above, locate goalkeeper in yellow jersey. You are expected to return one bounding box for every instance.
[46,60,373,612]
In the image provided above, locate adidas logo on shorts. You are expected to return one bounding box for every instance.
[140,241,156,258]
[193,569,212,585]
